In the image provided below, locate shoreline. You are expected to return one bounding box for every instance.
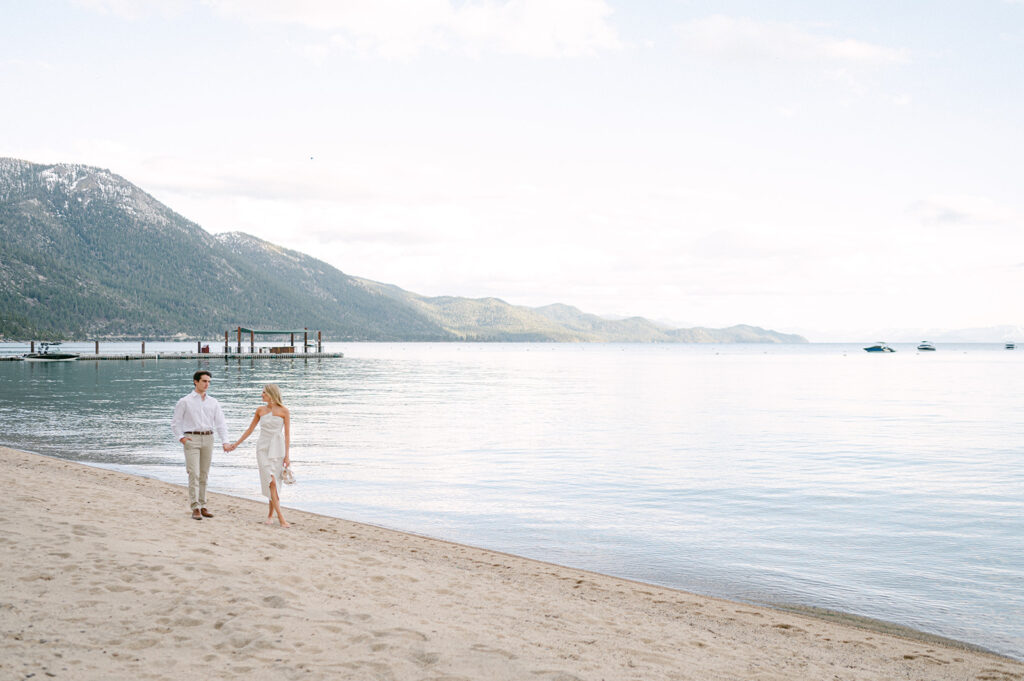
[43,454,1010,660]
[2,446,1021,680]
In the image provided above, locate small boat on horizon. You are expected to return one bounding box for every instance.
[1008,343,1016,350]
[864,342,896,353]
[23,341,79,362]
[917,341,936,351]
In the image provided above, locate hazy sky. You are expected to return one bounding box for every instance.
[3,1,1023,338]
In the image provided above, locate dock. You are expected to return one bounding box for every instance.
[1,352,344,361]
[81,351,345,360]
[6,327,340,361]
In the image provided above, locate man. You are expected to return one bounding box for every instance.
[171,370,231,520]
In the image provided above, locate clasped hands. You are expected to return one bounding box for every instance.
[224,442,238,452]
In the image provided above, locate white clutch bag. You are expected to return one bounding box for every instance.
[281,464,295,485]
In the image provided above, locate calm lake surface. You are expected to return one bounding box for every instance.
[1,341,1021,658]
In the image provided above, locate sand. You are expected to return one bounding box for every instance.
[1,446,1021,681]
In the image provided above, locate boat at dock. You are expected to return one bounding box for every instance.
[23,342,79,362]
[864,342,896,353]
[917,341,936,351]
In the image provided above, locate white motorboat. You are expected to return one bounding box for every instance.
[23,342,79,362]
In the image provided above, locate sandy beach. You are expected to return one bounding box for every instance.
[1,447,1020,681]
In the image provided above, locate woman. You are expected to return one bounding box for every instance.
[230,384,291,527]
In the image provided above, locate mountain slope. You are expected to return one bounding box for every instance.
[0,159,452,340]
[0,158,804,343]
[354,279,805,343]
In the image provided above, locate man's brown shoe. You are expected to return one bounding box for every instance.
[192,509,202,520]
[200,508,213,518]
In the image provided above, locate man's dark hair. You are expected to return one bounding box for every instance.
[193,370,212,383]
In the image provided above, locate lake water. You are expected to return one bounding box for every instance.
[1,341,1021,658]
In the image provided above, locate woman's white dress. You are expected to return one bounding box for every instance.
[256,412,285,498]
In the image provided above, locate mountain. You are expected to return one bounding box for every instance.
[0,158,451,340]
[0,158,804,343]
[349,288,805,343]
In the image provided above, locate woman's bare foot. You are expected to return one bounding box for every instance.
[263,518,275,525]
[279,520,291,528]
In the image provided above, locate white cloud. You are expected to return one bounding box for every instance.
[206,0,621,58]
[0,58,59,71]
[675,15,907,66]
[71,0,189,20]
[909,194,1021,227]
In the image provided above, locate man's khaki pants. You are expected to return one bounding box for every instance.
[182,433,213,510]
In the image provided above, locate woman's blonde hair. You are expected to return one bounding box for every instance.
[263,383,284,407]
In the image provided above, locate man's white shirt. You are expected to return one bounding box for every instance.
[171,391,229,442]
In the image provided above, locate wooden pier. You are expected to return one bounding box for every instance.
[1,351,343,361]
[83,351,343,361]
[4,327,342,361]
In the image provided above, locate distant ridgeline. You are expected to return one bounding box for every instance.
[0,158,805,343]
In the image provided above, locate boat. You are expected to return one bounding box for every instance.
[864,342,896,353]
[23,342,79,362]
[1008,343,1016,350]
[917,341,936,351]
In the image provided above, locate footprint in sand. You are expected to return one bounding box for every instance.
[470,643,517,660]
[172,617,203,627]
[373,628,428,642]
[902,652,949,666]
[410,651,441,667]
[340,660,392,676]
[227,633,262,649]
[256,623,284,634]
[125,638,159,650]
[975,669,1024,681]
[72,524,107,538]
[19,573,54,582]
[530,671,584,681]
[622,648,677,666]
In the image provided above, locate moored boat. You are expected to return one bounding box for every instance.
[917,341,936,351]
[23,342,79,362]
[864,342,896,353]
